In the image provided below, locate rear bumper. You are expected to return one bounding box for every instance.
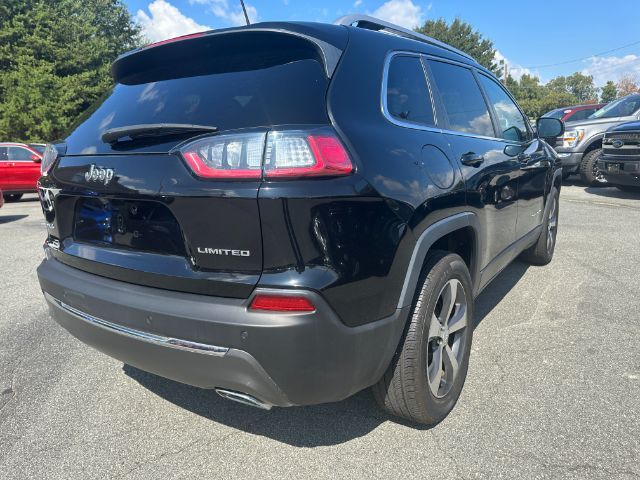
[37,255,408,407]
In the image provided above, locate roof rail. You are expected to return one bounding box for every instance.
[334,14,476,63]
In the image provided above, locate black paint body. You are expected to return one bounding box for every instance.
[37,21,562,405]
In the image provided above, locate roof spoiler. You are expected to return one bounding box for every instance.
[112,26,345,83]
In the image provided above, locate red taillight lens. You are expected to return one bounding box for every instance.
[264,132,353,178]
[178,128,353,180]
[249,294,316,312]
[180,132,265,179]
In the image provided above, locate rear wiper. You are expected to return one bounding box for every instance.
[102,123,218,144]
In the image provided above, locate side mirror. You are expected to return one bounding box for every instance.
[536,117,564,140]
[30,154,41,162]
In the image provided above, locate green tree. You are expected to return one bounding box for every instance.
[600,81,617,103]
[0,0,141,142]
[415,18,499,73]
[546,73,597,103]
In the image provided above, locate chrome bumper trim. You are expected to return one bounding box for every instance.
[44,292,229,356]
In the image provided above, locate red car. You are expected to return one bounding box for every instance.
[0,142,42,201]
[543,103,607,123]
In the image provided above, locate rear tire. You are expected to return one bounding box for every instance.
[521,186,559,266]
[579,149,606,186]
[4,193,23,202]
[373,250,473,425]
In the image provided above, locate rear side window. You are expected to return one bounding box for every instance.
[478,75,530,142]
[427,60,494,137]
[386,55,434,126]
[0,147,7,160]
[8,146,33,160]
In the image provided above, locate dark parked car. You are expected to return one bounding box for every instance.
[543,103,606,123]
[36,15,564,425]
[554,94,640,185]
[598,121,640,192]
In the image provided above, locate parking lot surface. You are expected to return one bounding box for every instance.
[1,186,639,480]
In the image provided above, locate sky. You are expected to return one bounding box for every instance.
[124,0,640,87]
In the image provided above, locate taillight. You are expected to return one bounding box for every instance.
[178,128,353,180]
[264,131,352,178]
[249,294,316,313]
[41,144,58,175]
[180,132,265,179]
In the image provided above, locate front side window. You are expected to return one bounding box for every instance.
[8,146,34,161]
[0,147,7,160]
[478,75,530,142]
[427,60,494,137]
[386,55,435,126]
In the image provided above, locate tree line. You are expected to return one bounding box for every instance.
[1,4,638,142]
[0,0,140,143]
[417,18,639,119]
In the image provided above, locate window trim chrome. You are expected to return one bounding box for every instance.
[44,292,229,356]
[381,51,440,132]
[381,51,527,145]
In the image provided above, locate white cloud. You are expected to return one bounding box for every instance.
[354,0,363,6]
[136,0,210,42]
[494,50,538,81]
[192,0,258,26]
[581,54,640,87]
[371,0,424,29]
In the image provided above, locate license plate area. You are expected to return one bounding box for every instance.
[74,198,186,256]
[606,163,621,173]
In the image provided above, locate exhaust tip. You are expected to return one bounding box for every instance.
[215,388,272,410]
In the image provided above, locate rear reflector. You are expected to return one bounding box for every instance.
[249,294,316,312]
[178,128,352,179]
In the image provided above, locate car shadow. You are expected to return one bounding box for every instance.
[0,214,28,224]
[584,186,640,200]
[123,260,531,446]
[473,260,530,329]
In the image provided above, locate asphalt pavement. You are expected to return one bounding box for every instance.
[1,186,639,479]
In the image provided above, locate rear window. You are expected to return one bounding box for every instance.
[543,109,565,120]
[64,35,331,154]
[566,109,594,121]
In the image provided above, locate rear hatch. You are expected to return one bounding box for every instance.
[41,25,347,297]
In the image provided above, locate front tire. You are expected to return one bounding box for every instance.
[373,251,473,425]
[579,149,606,186]
[4,193,23,202]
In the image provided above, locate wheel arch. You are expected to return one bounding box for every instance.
[397,212,481,309]
[580,134,603,154]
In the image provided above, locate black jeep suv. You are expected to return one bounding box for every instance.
[37,15,564,425]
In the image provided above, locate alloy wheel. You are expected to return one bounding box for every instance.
[426,279,468,398]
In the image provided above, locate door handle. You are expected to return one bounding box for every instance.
[520,155,551,170]
[460,152,484,167]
